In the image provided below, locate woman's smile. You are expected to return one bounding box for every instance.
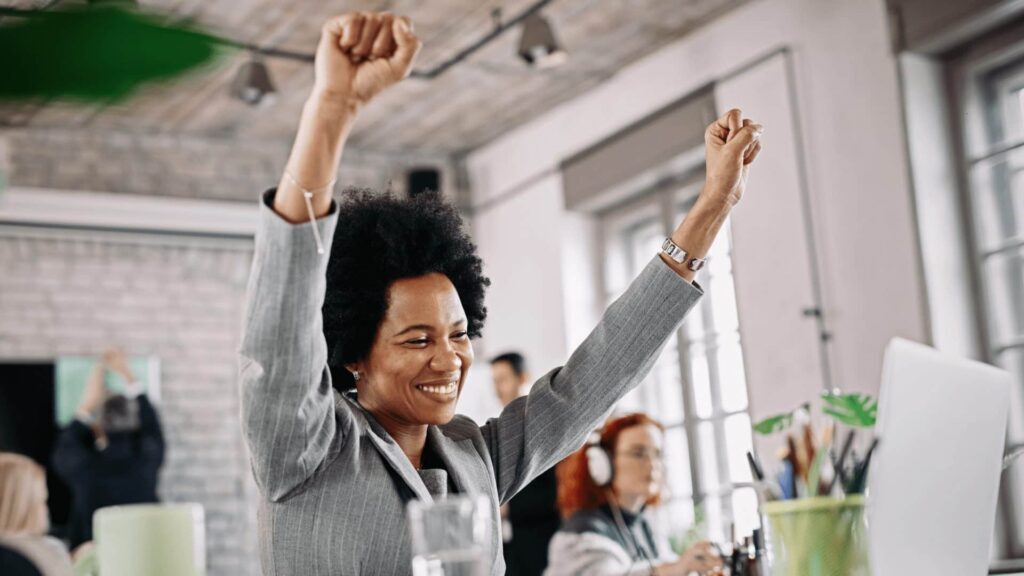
[414,377,460,400]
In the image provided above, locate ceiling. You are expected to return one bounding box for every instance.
[0,0,748,155]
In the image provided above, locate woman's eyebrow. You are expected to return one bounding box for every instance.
[392,324,434,337]
[392,319,467,337]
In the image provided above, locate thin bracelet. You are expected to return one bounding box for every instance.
[283,169,336,255]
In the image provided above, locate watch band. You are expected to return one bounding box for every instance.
[661,237,706,271]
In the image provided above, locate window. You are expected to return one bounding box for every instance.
[955,41,1024,556]
[598,181,757,546]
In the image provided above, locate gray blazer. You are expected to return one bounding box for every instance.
[239,191,702,575]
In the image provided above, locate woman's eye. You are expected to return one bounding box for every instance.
[406,338,429,346]
[452,331,469,340]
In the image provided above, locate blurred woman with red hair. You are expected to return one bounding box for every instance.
[545,414,723,576]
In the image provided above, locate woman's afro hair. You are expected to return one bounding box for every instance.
[323,189,489,392]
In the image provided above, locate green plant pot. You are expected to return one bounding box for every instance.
[762,496,870,576]
[94,503,206,576]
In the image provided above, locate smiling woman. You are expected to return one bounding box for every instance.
[320,189,489,446]
[238,9,761,576]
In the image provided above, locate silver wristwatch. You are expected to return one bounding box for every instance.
[661,238,706,272]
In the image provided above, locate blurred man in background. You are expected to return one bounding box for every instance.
[491,352,561,576]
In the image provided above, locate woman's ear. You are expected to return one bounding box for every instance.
[344,363,362,382]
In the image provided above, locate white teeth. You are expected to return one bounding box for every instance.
[417,381,457,395]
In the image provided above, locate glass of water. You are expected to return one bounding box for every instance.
[407,495,491,576]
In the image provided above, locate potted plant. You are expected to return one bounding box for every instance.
[751,392,878,576]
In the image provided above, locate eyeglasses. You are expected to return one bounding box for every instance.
[614,447,664,464]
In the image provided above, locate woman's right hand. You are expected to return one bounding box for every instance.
[313,12,422,109]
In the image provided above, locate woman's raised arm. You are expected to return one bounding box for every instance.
[239,12,421,501]
[272,12,421,223]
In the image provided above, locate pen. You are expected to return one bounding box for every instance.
[827,430,856,495]
[847,438,879,494]
[746,451,765,481]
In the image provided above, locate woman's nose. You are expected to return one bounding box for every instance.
[431,340,463,372]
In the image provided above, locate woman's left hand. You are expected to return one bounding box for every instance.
[678,540,724,574]
[655,540,723,575]
[702,108,763,208]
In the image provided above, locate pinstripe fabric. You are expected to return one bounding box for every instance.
[239,190,703,575]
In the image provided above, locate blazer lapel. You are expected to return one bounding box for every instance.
[342,394,434,504]
[427,425,490,498]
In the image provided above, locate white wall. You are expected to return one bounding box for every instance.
[462,0,929,422]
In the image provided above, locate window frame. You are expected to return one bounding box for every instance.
[595,174,758,543]
[946,18,1024,559]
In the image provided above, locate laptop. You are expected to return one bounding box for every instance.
[868,337,1012,576]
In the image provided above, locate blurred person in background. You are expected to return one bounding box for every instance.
[546,413,723,576]
[0,452,74,576]
[491,352,561,576]
[52,349,164,549]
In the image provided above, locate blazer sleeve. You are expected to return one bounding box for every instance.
[238,189,344,502]
[481,257,702,504]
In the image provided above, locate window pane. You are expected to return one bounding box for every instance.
[630,221,663,273]
[683,302,706,341]
[717,336,750,413]
[707,253,734,277]
[1017,87,1024,135]
[982,246,1024,346]
[1005,463,1024,553]
[654,343,685,424]
[663,426,692,503]
[998,348,1024,445]
[699,494,725,543]
[657,498,697,555]
[731,488,761,541]
[709,271,740,333]
[616,386,644,415]
[970,150,1024,251]
[708,220,733,260]
[697,421,719,490]
[689,343,713,418]
[725,413,754,484]
[1000,83,1024,143]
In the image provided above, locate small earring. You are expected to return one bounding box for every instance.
[351,371,361,382]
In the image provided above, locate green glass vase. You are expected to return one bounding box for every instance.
[762,496,870,576]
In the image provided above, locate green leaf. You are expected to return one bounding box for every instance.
[752,403,810,435]
[0,5,224,102]
[821,392,877,428]
[752,413,792,435]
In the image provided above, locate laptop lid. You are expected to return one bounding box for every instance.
[868,338,1011,576]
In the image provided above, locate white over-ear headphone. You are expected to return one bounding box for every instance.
[586,431,613,486]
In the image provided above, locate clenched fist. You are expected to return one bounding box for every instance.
[313,12,422,107]
[702,108,763,208]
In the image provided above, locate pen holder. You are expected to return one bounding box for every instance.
[762,496,870,576]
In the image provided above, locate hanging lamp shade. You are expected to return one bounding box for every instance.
[230,58,276,106]
[517,12,567,69]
